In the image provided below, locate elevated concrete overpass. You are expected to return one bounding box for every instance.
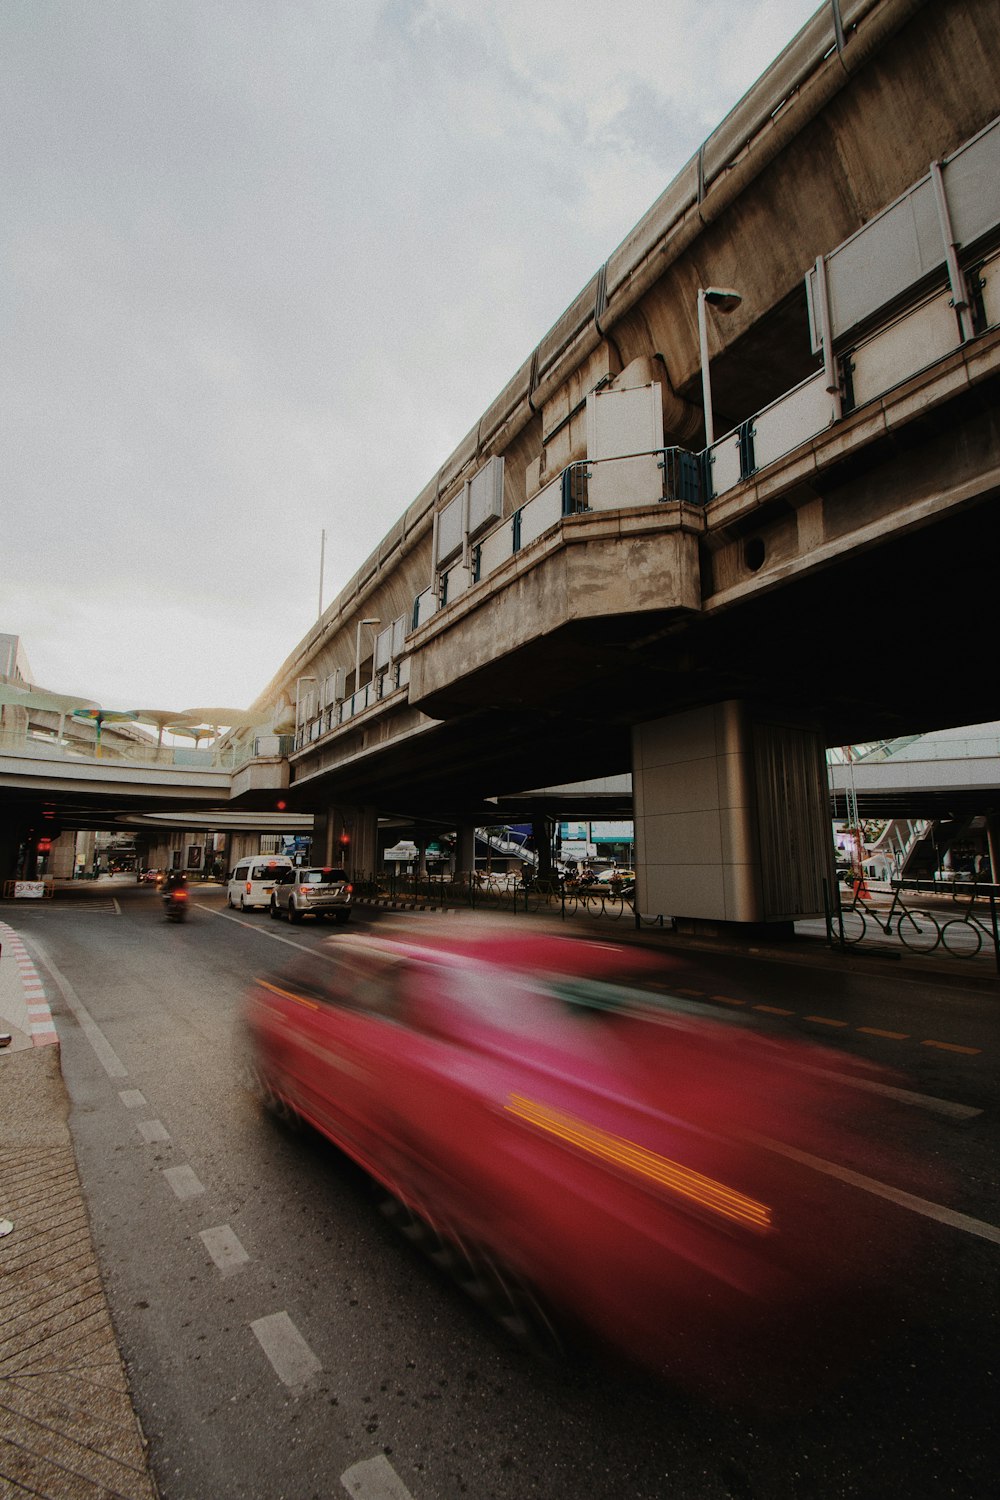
[230,0,1000,933]
[4,0,1000,934]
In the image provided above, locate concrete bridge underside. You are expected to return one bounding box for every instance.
[288,358,1000,808]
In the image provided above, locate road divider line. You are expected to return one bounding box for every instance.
[27,933,126,1074]
[138,1120,170,1144]
[163,1165,204,1200]
[251,1311,321,1388]
[341,1454,417,1499]
[750,1133,1000,1245]
[805,1015,849,1027]
[119,1089,147,1108]
[922,1039,982,1055]
[200,1225,249,1275]
[194,903,328,956]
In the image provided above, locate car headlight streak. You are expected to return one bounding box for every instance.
[505,1093,772,1232]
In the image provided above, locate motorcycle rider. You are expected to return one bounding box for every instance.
[162,869,188,916]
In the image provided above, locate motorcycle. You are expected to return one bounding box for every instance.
[163,887,189,922]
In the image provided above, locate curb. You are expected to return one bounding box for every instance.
[0,921,59,1046]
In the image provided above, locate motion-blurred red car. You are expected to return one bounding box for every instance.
[241,918,935,1405]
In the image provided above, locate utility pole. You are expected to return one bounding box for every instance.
[318,529,326,619]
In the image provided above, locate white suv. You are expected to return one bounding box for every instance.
[269,867,353,923]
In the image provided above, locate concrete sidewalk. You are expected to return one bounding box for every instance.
[0,922,158,1500]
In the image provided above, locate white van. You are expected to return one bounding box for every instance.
[227,855,294,911]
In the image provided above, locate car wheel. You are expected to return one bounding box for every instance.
[269,899,279,919]
[288,900,302,923]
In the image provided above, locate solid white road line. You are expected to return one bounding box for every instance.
[752,1133,1000,1246]
[250,1311,322,1388]
[200,1224,249,1274]
[341,1455,417,1500]
[193,902,335,956]
[29,936,127,1077]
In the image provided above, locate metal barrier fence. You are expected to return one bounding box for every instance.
[355,871,641,925]
[825,876,1000,974]
[2,878,54,900]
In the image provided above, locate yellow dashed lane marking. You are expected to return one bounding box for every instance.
[660,990,982,1057]
[922,1040,982,1055]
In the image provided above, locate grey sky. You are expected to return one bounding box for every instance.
[3,0,818,713]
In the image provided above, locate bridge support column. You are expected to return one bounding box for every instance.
[632,701,830,937]
[325,805,378,880]
[987,816,1000,884]
[455,824,477,882]
[531,817,554,880]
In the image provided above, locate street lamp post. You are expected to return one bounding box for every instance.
[354,618,380,700]
[697,286,742,447]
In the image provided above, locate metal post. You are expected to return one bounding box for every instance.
[697,289,713,446]
[930,159,972,343]
[814,255,844,420]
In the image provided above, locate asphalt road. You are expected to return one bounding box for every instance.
[12,879,1000,1500]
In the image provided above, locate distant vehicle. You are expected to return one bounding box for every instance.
[161,871,189,921]
[596,867,634,886]
[240,917,936,1406]
[269,866,352,924]
[227,856,294,912]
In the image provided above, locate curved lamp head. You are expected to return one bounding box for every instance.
[701,286,742,314]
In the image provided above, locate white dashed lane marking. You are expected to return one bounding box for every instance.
[138,1119,170,1143]
[162,1164,204,1200]
[119,1089,147,1108]
[341,1454,417,1499]
[200,1225,249,1275]
[251,1311,322,1388]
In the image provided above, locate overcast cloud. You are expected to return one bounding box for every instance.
[3,0,818,713]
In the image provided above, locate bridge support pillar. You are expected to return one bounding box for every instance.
[531,817,554,880]
[632,701,830,937]
[323,805,378,880]
[455,824,477,881]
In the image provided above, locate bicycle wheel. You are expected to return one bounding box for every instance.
[939,918,983,958]
[897,909,941,952]
[833,908,866,944]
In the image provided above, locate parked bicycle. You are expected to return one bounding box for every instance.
[830,880,941,951]
[938,885,1000,958]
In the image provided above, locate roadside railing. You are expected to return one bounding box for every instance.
[825,876,1000,974]
[352,870,637,924]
